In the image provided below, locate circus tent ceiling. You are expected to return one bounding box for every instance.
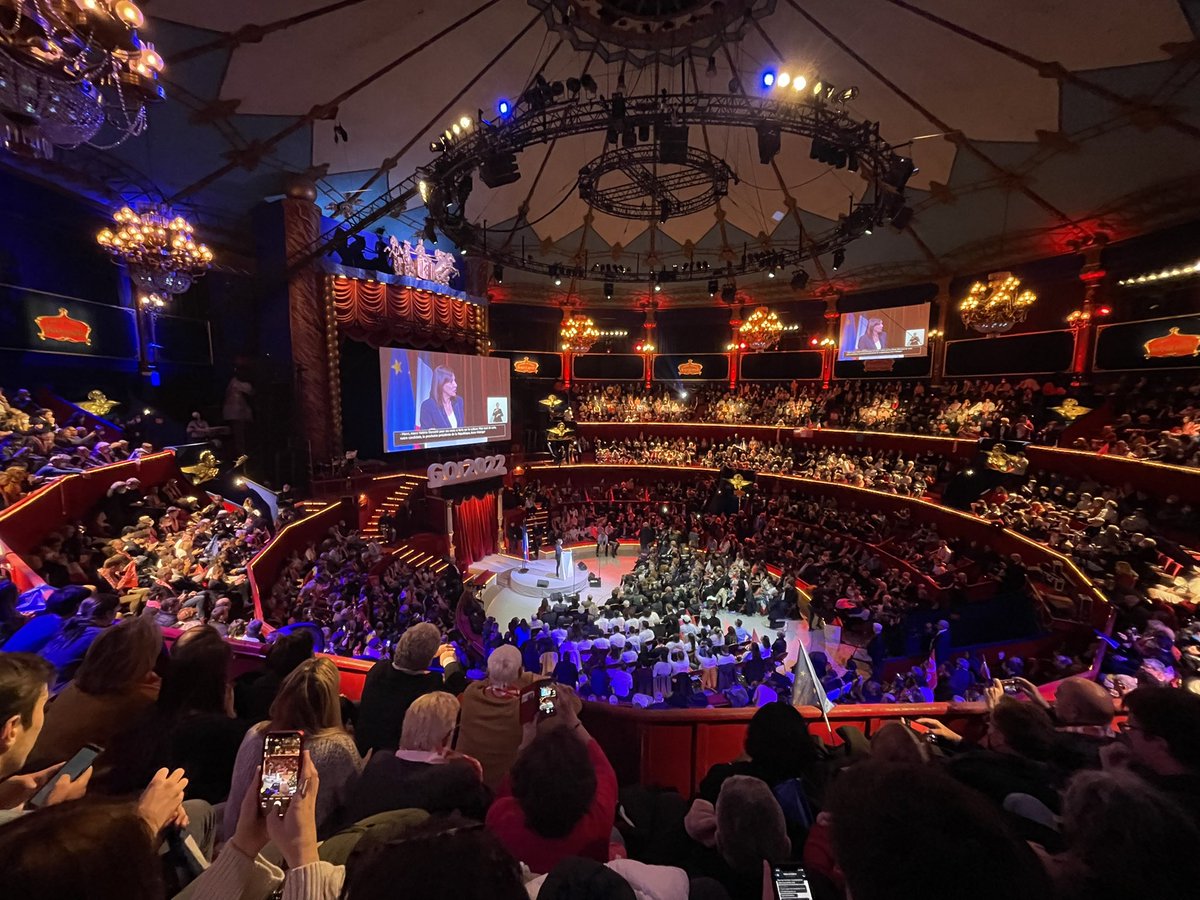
[8,0,1200,305]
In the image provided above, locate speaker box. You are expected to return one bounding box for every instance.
[659,125,689,164]
[536,579,550,588]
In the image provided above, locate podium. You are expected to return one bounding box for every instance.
[557,549,573,579]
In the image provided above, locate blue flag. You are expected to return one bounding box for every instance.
[386,350,416,450]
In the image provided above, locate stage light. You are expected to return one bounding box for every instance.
[580,74,598,94]
[767,268,776,278]
[554,277,562,286]
[811,337,819,346]
[762,70,775,88]
[654,283,662,292]
[756,123,781,164]
[459,116,472,129]
[498,99,511,116]
[494,264,503,284]
[418,179,430,202]
[603,280,614,299]
[832,248,845,270]
[778,72,791,88]
[451,123,461,136]
[707,56,717,76]
[681,390,688,399]
[791,269,810,290]
[1097,305,1112,316]
[793,75,807,92]
[707,278,718,296]
[566,77,582,97]
[837,87,860,103]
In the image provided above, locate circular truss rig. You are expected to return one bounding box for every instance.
[578,144,734,221]
[303,90,915,283]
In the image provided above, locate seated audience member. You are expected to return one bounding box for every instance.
[0,580,28,647]
[38,592,120,690]
[98,625,247,804]
[233,630,315,722]
[918,691,1064,813]
[355,623,463,755]
[1038,769,1200,900]
[529,857,693,900]
[684,775,793,900]
[486,688,618,874]
[1044,676,1116,770]
[0,654,89,825]
[827,763,1051,900]
[0,584,88,654]
[457,644,538,790]
[868,721,933,766]
[1112,685,1200,818]
[28,614,162,770]
[341,690,489,826]
[226,657,362,839]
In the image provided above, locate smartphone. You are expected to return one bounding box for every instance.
[537,682,558,718]
[259,730,305,811]
[28,743,102,809]
[771,865,815,900]
[1002,678,1022,695]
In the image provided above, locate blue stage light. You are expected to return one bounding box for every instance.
[762,71,775,88]
[498,99,511,116]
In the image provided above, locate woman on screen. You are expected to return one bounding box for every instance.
[857,317,887,352]
[419,365,466,429]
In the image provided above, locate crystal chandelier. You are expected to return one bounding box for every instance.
[959,271,1037,335]
[1,1,165,159]
[560,314,600,353]
[96,204,214,295]
[739,306,784,352]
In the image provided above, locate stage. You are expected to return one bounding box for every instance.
[505,557,596,598]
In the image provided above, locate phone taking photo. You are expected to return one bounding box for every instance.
[28,743,102,809]
[537,682,558,718]
[259,730,304,811]
[520,679,557,724]
[772,865,815,900]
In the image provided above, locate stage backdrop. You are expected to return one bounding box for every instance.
[453,493,497,568]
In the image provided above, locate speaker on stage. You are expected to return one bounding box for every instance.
[577,561,588,571]
[536,579,550,588]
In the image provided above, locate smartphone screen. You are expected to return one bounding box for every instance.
[537,683,557,717]
[772,865,815,900]
[260,731,304,809]
[28,743,102,809]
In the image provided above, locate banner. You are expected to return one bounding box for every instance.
[0,285,137,360]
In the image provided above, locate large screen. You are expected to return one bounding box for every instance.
[379,348,511,452]
[838,303,931,362]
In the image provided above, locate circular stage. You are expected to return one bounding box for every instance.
[506,558,596,598]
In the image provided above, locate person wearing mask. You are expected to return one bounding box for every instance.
[38,592,120,690]
[2,584,88,654]
[456,645,538,790]
[340,690,488,825]
[355,623,463,755]
[28,614,162,770]
[486,686,618,875]
[225,657,362,839]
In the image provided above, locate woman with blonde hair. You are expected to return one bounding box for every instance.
[224,657,362,838]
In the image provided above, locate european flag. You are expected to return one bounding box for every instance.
[387,350,416,449]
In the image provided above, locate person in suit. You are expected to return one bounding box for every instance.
[856,317,887,351]
[554,539,564,578]
[418,365,465,430]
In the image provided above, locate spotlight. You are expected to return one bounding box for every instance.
[493,264,503,284]
[707,278,718,296]
[418,179,430,202]
[554,277,562,286]
[792,75,807,92]
[580,73,598,94]
[837,87,859,103]
[452,123,461,136]
[832,248,845,270]
[421,217,437,243]
[566,77,582,97]
[654,284,662,293]
[721,283,736,303]
[767,268,776,278]
[777,72,791,88]
[459,115,472,129]
[790,269,810,290]
[762,70,775,88]
[810,337,819,346]
[659,198,671,223]
[498,99,511,116]
[603,280,614,299]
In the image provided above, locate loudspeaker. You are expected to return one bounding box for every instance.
[536,579,550,588]
[659,125,689,164]
[577,561,588,570]
[588,574,602,587]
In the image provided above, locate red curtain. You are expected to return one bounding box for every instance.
[453,493,497,569]
[330,276,486,350]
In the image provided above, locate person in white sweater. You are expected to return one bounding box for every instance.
[224,658,362,840]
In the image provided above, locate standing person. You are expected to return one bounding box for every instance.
[223,368,254,457]
[554,539,564,579]
[355,623,464,755]
[418,366,465,430]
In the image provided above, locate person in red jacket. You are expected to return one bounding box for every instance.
[485,685,617,875]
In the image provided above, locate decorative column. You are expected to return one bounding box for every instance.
[1070,246,1106,383]
[821,293,840,388]
[282,178,342,469]
[728,302,743,389]
[559,305,573,390]
[930,276,951,385]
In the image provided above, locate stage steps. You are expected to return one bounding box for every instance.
[387,541,451,576]
[363,475,426,543]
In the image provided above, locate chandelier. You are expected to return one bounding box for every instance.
[959,271,1037,335]
[560,314,600,353]
[739,306,784,352]
[1,1,164,159]
[96,204,214,295]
